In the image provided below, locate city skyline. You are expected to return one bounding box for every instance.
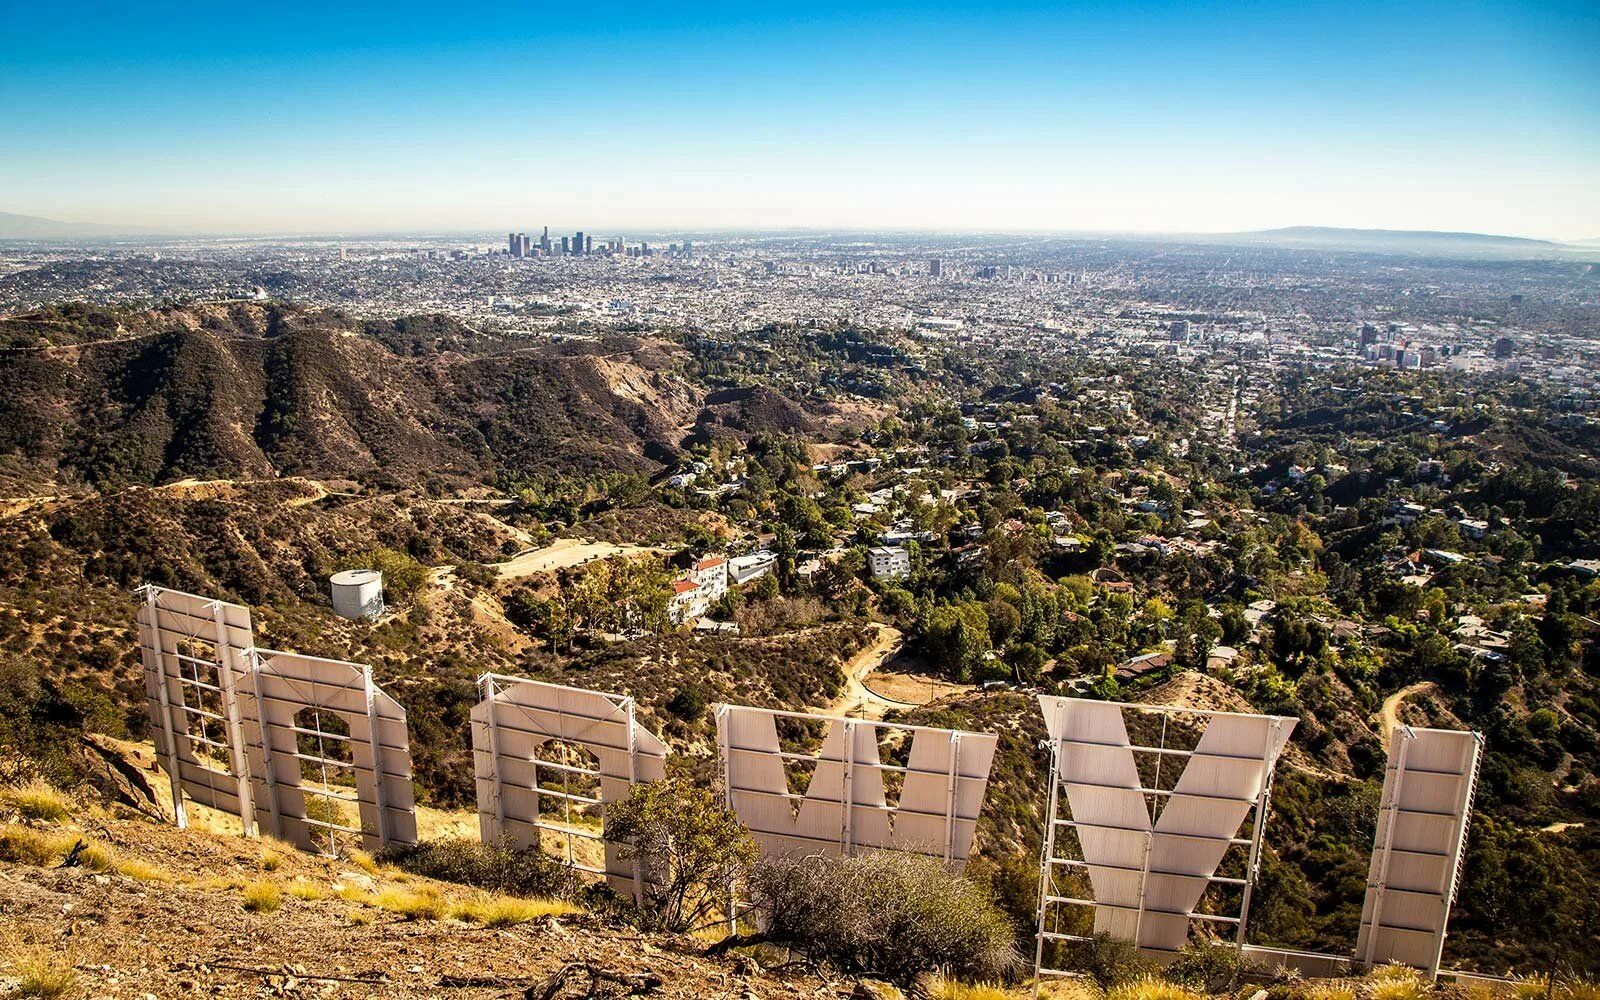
[2,1,1597,239]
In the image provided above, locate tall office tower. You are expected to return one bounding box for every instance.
[929,258,943,277]
[1494,336,1515,359]
[560,236,571,254]
[508,233,518,256]
[573,232,585,256]
[585,235,593,255]
[540,226,551,252]
[683,241,693,256]
[1360,323,1379,347]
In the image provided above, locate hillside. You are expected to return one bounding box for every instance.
[0,303,714,490]
[0,788,825,999]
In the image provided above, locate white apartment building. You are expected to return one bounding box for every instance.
[867,545,911,581]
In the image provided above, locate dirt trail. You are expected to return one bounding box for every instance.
[1377,681,1437,738]
[825,624,909,720]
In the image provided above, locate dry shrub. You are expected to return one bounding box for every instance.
[747,851,1018,985]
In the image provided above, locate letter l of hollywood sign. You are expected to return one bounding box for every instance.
[1037,696,1296,956]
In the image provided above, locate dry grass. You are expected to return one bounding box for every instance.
[347,849,380,875]
[1513,979,1551,1000]
[1104,977,1202,1000]
[285,880,326,901]
[241,880,282,913]
[450,893,581,927]
[1302,984,1357,1000]
[924,976,1016,1000]
[1563,979,1600,1000]
[372,886,448,920]
[259,848,283,872]
[2,941,80,999]
[114,857,173,882]
[1037,980,1102,1000]
[1365,966,1427,1000]
[0,780,73,823]
[0,825,111,871]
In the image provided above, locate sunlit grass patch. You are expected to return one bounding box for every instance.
[3,942,80,999]
[372,886,447,920]
[242,880,282,913]
[1104,976,1202,1000]
[0,780,72,823]
[114,857,174,882]
[1302,983,1357,1000]
[450,893,581,927]
[259,848,283,872]
[1036,977,1102,1000]
[0,825,110,870]
[285,880,326,901]
[347,849,380,876]
[924,976,1016,1000]
[1365,967,1427,1000]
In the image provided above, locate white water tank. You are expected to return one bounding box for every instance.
[330,569,384,620]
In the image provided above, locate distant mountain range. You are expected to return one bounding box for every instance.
[1182,225,1598,259]
[0,211,134,239]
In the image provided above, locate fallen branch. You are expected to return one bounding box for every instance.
[525,962,663,1000]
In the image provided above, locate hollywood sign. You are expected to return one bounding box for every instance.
[135,585,1481,977]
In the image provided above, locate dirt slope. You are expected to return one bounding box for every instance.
[0,807,831,999]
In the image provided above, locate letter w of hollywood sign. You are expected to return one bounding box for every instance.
[716,706,999,866]
[1039,696,1295,954]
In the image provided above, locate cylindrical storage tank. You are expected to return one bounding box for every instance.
[330,569,385,620]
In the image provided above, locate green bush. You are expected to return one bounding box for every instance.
[336,547,429,602]
[606,776,758,932]
[377,838,580,899]
[746,851,1018,985]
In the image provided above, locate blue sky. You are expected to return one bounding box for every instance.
[2,1,1596,237]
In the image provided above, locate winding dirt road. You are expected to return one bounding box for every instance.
[825,623,910,720]
[1377,681,1437,738]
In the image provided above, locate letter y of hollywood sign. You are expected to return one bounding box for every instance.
[1039,696,1296,954]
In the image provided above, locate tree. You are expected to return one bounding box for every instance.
[606,776,759,933]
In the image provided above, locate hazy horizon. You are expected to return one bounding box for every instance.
[2,1,1597,240]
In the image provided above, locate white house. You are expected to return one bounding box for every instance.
[729,551,776,585]
[867,545,911,581]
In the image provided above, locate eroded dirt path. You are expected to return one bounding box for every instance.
[1377,681,1437,738]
